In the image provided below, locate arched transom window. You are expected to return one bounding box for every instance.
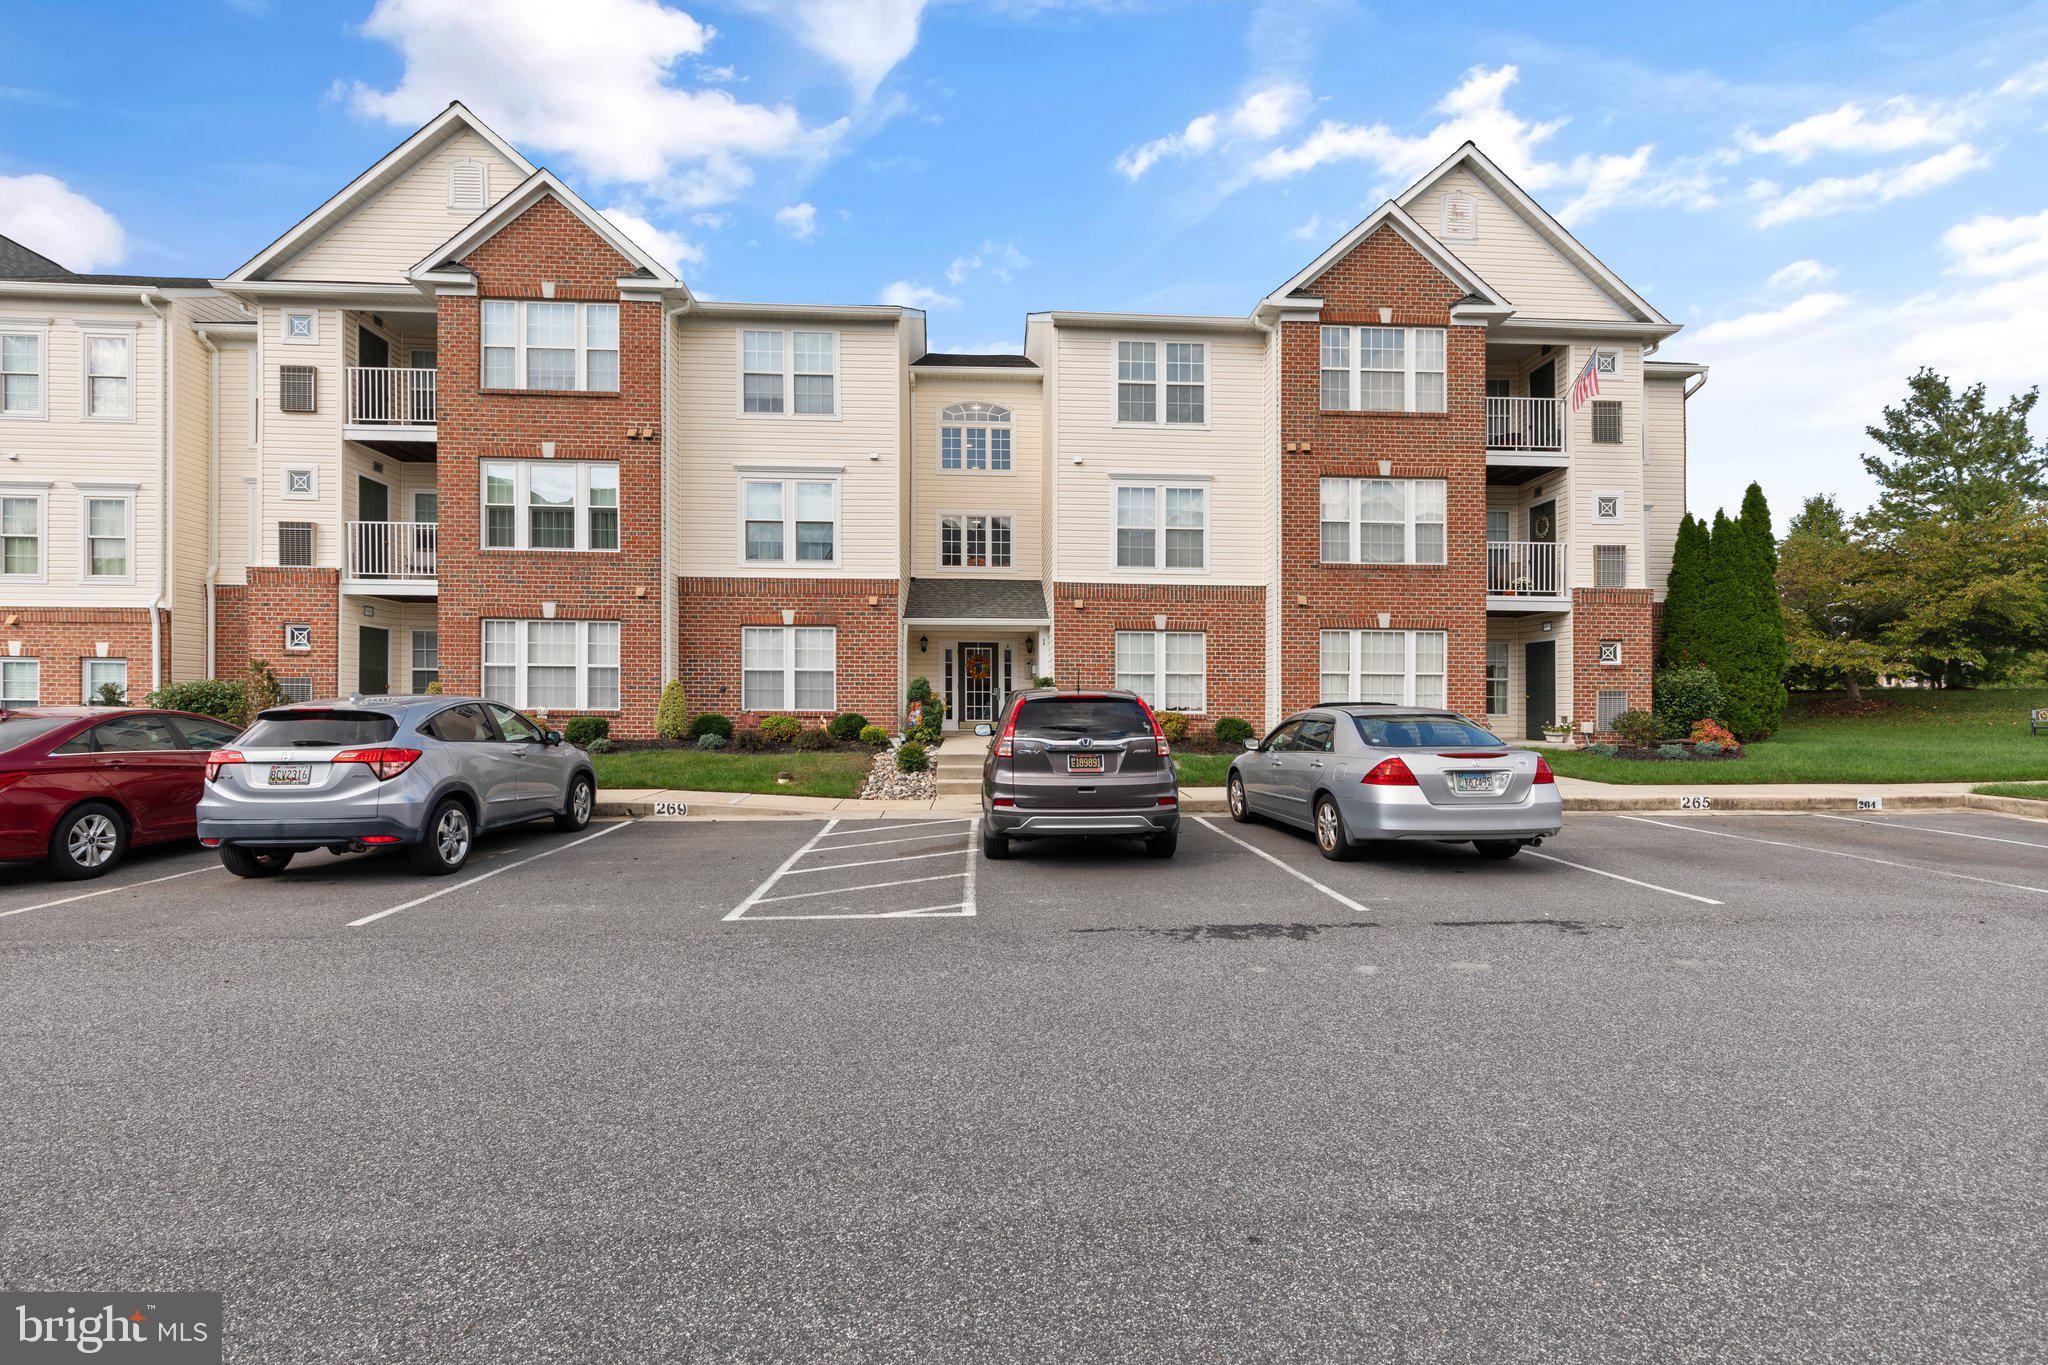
[939,402,1013,472]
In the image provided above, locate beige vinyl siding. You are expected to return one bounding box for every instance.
[668,318,904,578]
[258,303,344,569]
[337,595,436,695]
[909,375,1044,579]
[1560,342,1645,591]
[211,342,260,587]
[272,132,523,284]
[1046,324,1269,584]
[1408,167,1630,321]
[0,302,163,610]
[1484,613,1570,739]
[167,299,216,682]
[1644,376,1689,600]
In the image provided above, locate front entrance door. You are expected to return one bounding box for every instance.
[1528,498,1557,545]
[1524,641,1556,734]
[358,327,390,369]
[357,475,389,523]
[359,625,390,694]
[1528,358,1556,400]
[960,643,998,724]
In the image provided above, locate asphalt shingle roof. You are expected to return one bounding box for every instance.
[0,233,213,289]
[911,352,1037,368]
[904,578,1050,621]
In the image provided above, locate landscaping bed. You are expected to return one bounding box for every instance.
[588,749,873,798]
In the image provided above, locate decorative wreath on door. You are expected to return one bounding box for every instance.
[965,653,992,682]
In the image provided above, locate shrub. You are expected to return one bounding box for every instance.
[1155,710,1191,743]
[1590,742,1620,757]
[895,740,928,773]
[1612,709,1661,749]
[792,727,831,751]
[1212,716,1255,748]
[1032,675,1056,689]
[730,723,769,752]
[696,733,728,751]
[687,713,734,741]
[914,697,947,745]
[92,681,126,707]
[858,724,889,747]
[907,677,935,703]
[827,712,869,741]
[143,679,249,725]
[1694,741,1725,757]
[1656,743,1689,761]
[655,681,691,741]
[243,658,286,722]
[562,716,610,747]
[587,737,615,755]
[758,715,802,745]
[424,680,444,695]
[1690,718,1739,748]
[1653,665,1727,735]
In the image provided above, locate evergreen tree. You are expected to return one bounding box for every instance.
[1661,513,1711,668]
[1698,510,1785,740]
[1737,482,1788,729]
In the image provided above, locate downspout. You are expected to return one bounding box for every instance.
[1250,308,1279,729]
[197,330,221,677]
[139,291,169,692]
[661,298,693,695]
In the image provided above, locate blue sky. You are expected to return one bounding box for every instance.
[5,0,2047,525]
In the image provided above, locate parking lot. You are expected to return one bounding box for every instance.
[2,808,2043,1360]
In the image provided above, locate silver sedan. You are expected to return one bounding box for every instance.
[1226,705,1562,860]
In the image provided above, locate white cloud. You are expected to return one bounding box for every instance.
[346,0,845,207]
[1942,208,2048,278]
[1114,83,1309,179]
[774,202,819,239]
[0,173,125,272]
[944,239,1029,286]
[1690,291,1851,344]
[1290,213,1334,240]
[598,204,705,274]
[1766,259,1835,290]
[878,279,957,308]
[748,0,928,100]
[1736,98,1966,163]
[1749,142,1986,226]
[689,210,730,229]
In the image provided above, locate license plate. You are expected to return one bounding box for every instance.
[268,764,312,786]
[1066,753,1104,773]
[1451,771,1507,795]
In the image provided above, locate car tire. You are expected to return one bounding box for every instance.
[1227,774,1253,824]
[219,845,293,878]
[45,802,128,881]
[410,799,474,876]
[1474,840,1522,860]
[555,774,594,832]
[1145,830,1178,858]
[1313,796,1355,861]
[981,825,1010,860]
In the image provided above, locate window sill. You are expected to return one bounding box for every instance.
[735,410,841,422]
[477,388,622,400]
[1111,421,1211,432]
[1315,408,1449,419]
[1316,560,1451,569]
[481,547,622,555]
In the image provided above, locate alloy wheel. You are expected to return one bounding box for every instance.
[572,781,592,824]
[1228,778,1244,817]
[68,813,119,868]
[436,808,471,864]
[1317,801,1339,853]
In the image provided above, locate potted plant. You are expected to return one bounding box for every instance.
[1540,715,1573,744]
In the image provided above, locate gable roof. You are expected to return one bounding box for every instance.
[1395,142,1668,326]
[0,234,72,280]
[224,102,535,283]
[1262,201,1510,312]
[409,168,683,294]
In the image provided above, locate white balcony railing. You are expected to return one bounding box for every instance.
[345,366,437,427]
[1486,395,1564,453]
[1487,540,1565,597]
[347,520,438,581]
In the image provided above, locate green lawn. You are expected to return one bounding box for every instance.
[592,749,873,798]
[1173,754,1236,787]
[1973,782,2048,801]
[1546,688,2048,785]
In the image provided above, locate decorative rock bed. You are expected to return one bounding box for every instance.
[859,748,936,801]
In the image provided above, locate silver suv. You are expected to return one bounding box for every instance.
[197,696,597,878]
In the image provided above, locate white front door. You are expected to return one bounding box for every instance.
[959,643,998,723]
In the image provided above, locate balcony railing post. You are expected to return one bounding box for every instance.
[1485,539,1564,597]
[345,520,437,582]
[1484,396,1565,454]
[345,367,438,427]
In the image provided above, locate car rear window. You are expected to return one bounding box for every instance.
[0,716,73,752]
[1013,698,1154,740]
[1353,715,1505,748]
[238,709,398,748]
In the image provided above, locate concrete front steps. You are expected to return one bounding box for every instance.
[931,731,989,798]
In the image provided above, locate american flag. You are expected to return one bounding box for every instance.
[1568,351,1601,411]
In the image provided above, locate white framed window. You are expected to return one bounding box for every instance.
[83,657,128,704]
[411,630,440,693]
[938,402,1013,471]
[938,513,1014,569]
[1113,481,1206,570]
[482,619,621,711]
[80,493,132,581]
[1599,639,1623,667]
[446,157,488,211]
[1114,339,1206,425]
[481,461,620,551]
[1,329,44,417]
[1319,477,1446,565]
[740,476,838,566]
[1318,325,1446,413]
[283,623,312,653]
[741,625,837,712]
[1484,641,1510,715]
[738,329,837,417]
[81,332,132,419]
[282,310,319,345]
[282,467,318,500]
[1,490,45,580]
[1,657,39,706]
[1114,630,1206,712]
[1319,630,1447,707]
[480,301,619,392]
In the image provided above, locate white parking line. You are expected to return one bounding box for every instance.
[348,820,634,927]
[1192,817,1371,916]
[1521,851,1723,905]
[816,819,969,841]
[757,871,966,904]
[1617,815,2048,896]
[807,828,975,852]
[729,818,980,922]
[739,900,974,922]
[780,847,965,876]
[1810,812,2048,850]
[722,818,840,922]
[0,864,214,920]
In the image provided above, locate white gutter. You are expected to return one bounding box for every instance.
[137,290,169,693]
[662,298,692,690]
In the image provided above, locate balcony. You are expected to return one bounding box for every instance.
[344,366,437,452]
[1486,539,1567,611]
[1486,395,1567,484]
[344,520,437,597]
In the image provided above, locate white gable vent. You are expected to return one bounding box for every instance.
[447,158,488,212]
[1440,191,1477,242]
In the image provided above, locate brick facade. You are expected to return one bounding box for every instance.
[0,607,165,704]
[1278,225,1489,717]
[1050,582,1265,727]
[1572,587,1654,739]
[433,194,669,736]
[216,567,341,695]
[677,576,902,728]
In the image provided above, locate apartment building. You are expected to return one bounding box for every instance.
[0,103,1704,741]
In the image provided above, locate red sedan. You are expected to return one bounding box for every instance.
[0,707,246,880]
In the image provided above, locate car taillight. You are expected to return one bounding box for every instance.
[1133,695,1170,756]
[1361,756,1418,786]
[205,750,243,782]
[1533,756,1555,785]
[333,747,424,781]
[994,709,1017,759]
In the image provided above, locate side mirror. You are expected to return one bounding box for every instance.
[543,730,564,747]
[1243,737,1260,752]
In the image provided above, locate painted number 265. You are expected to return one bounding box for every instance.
[1678,795,1712,811]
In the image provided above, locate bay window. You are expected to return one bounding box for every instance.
[1114,630,1206,712]
[1114,482,1206,570]
[1319,477,1446,564]
[741,625,837,711]
[480,301,619,392]
[481,461,619,550]
[481,619,620,710]
[1115,339,1206,425]
[1319,325,1446,413]
[741,477,837,565]
[83,333,132,418]
[740,329,837,416]
[1319,630,1447,706]
[939,513,1013,569]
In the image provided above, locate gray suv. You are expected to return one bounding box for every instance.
[981,688,1179,859]
[197,696,597,878]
